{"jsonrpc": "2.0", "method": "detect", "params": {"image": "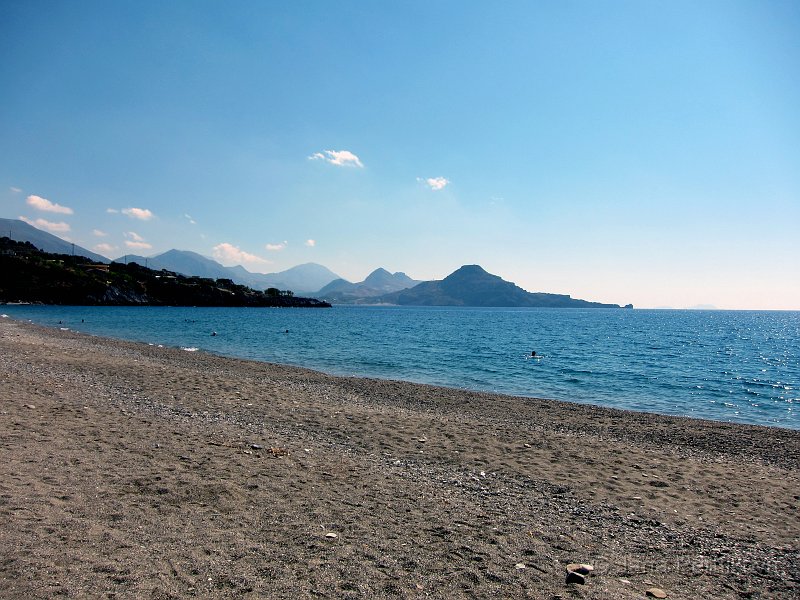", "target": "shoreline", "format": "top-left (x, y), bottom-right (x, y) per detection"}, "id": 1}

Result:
top-left (1, 318), bottom-right (798, 598)
top-left (3, 311), bottom-right (797, 432)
